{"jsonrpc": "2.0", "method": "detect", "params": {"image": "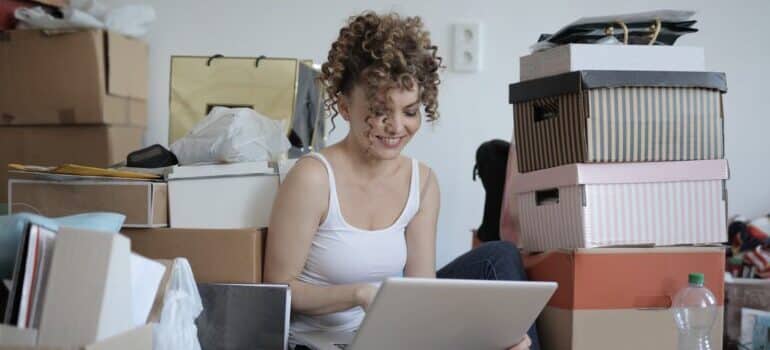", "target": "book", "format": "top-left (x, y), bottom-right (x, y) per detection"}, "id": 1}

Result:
top-left (3, 223), bottom-right (57, 328)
